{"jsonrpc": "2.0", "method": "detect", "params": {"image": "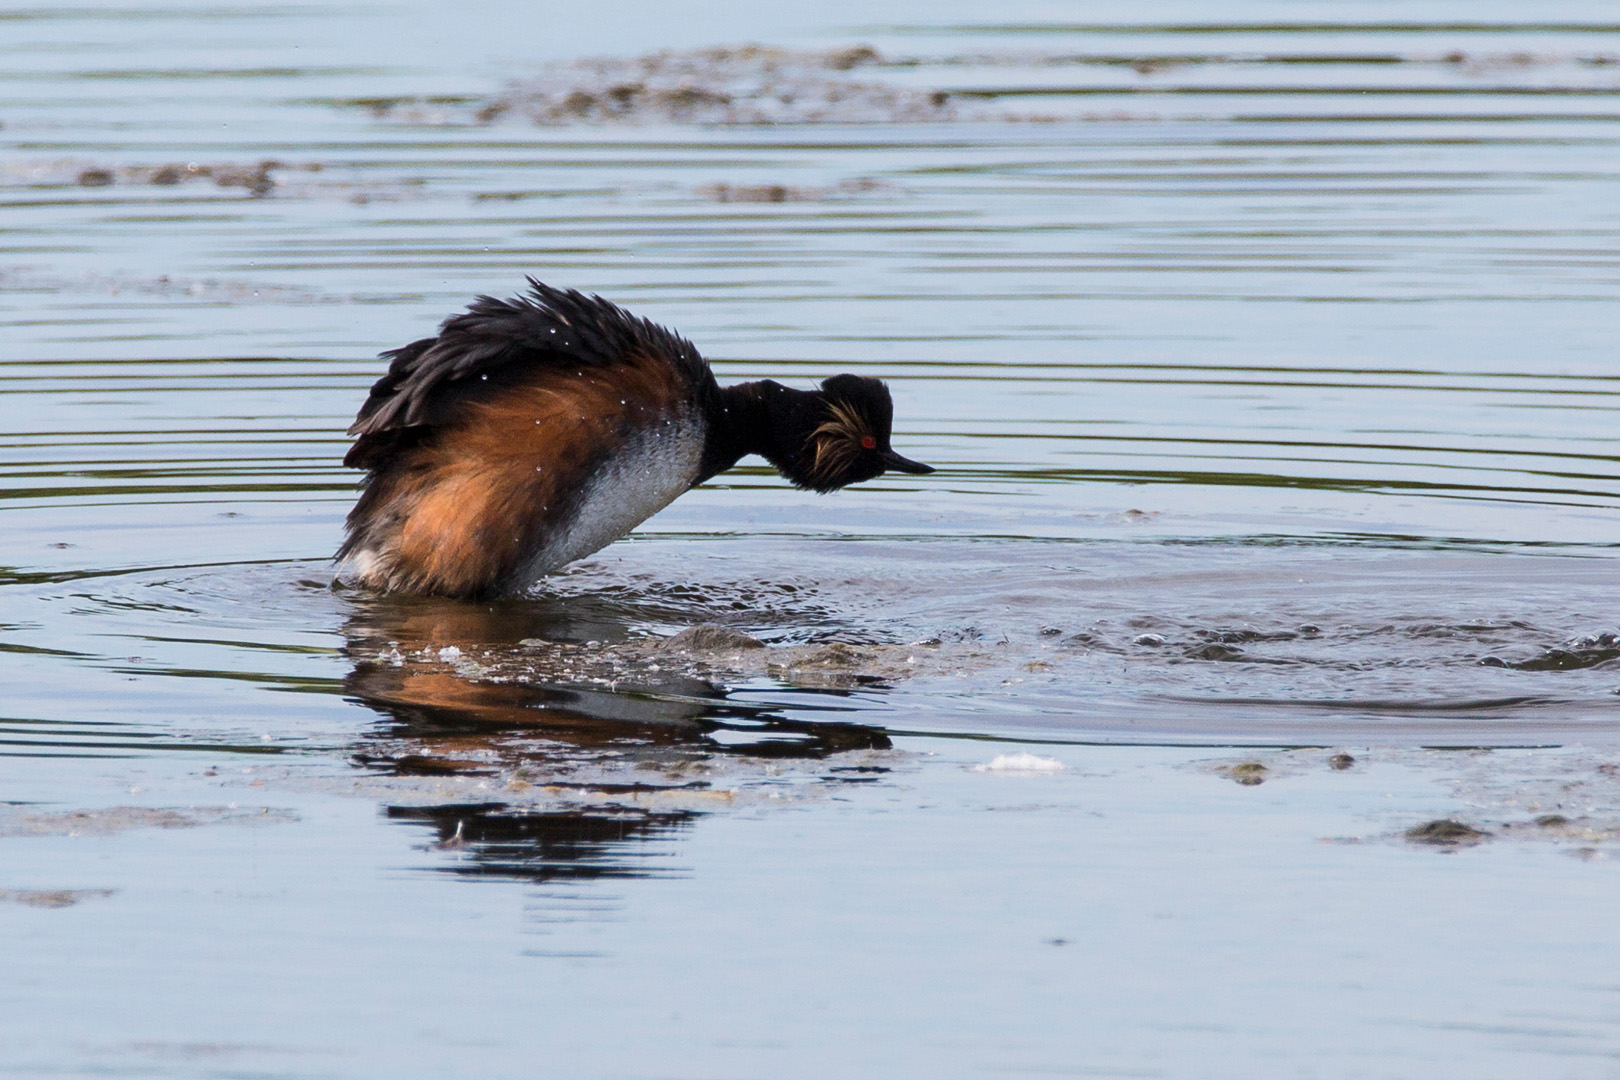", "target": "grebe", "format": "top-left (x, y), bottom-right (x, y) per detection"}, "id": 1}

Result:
top-left (338, 279), bottom-right (933, 598)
